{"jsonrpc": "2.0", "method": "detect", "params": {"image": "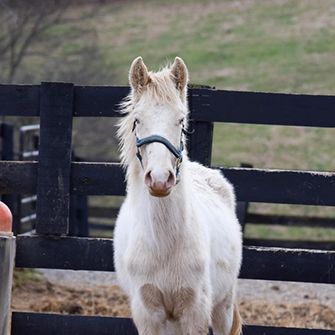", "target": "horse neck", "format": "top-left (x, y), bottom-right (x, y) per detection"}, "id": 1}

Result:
top-left (127, 162), bottom-right (189, 248)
